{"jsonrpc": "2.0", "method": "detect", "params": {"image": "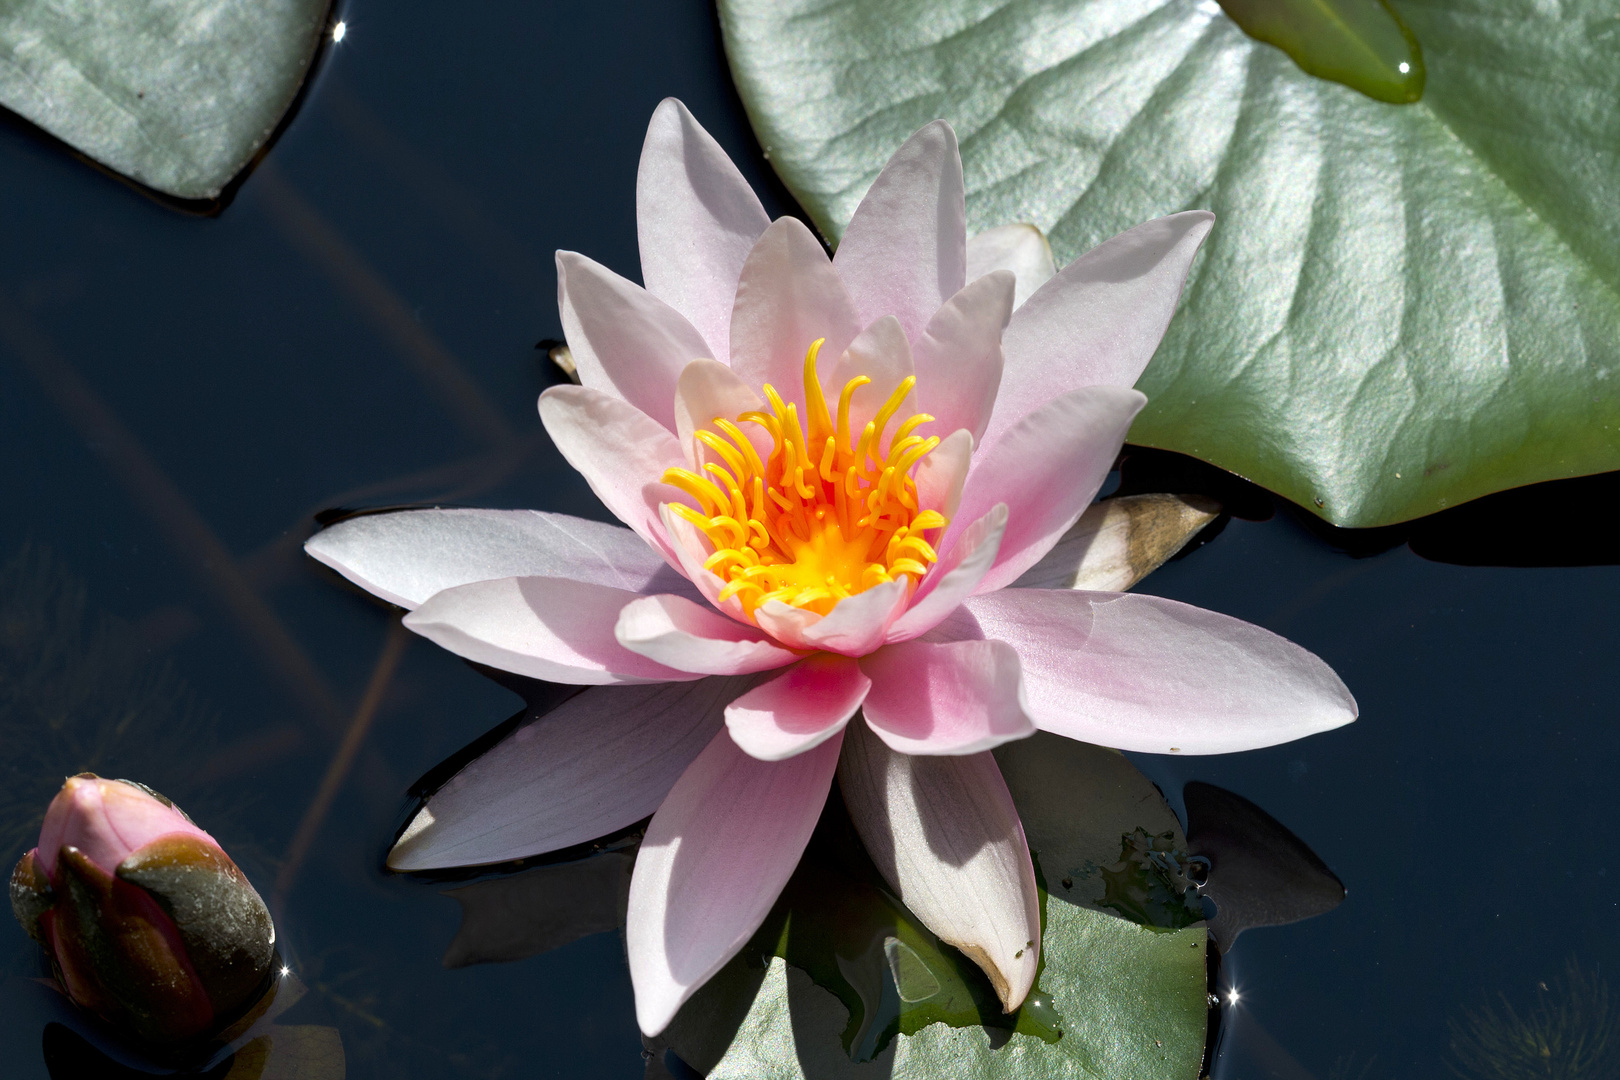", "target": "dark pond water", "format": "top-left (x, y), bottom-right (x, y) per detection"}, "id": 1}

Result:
top-left (2, 1), bottom-right (1616, 1077)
